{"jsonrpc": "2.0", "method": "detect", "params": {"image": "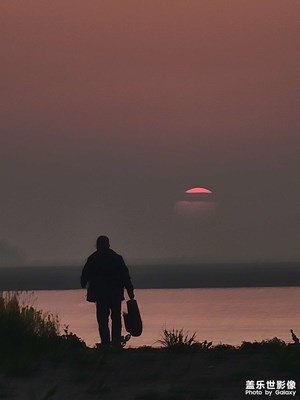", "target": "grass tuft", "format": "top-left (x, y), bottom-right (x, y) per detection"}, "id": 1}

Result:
top-left (0, 291), bottom-right (86, 376)
top-left (0, 291), bottom-right (59, 347)
top-left (157, 328), bottom-right (212, 351)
